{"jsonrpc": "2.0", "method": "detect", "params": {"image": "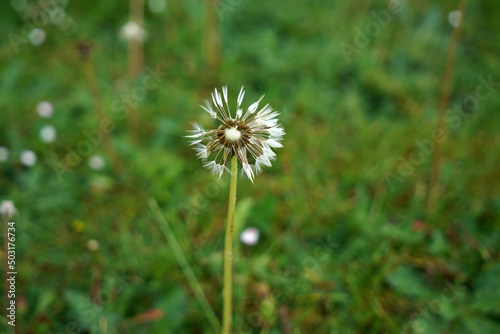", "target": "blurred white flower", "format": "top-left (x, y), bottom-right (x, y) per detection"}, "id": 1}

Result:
top-left (448, 10), bottom-right (462, 28)
top-left (120, 21), bottom-right (146, 42)
top-left (39, 125), bottom-right (57, 143)
top-left (20, 150), bottom-right (37, 167)
top-left (87, 239), bottom-right (100, 252)
top-left (0, 146), bottom-right (9, 162)
top-left (37, 101), bottom-right (54, 118)
top-left (0, 200), bottom-right (17, 217)
top-left (88, 155), bottom-right (105, 171)
top-left (29, 28), bottom-right (46, 46)
top-left (148, 0), bottom-right (166, 13)
top-left (240, 227), bottom-right (260, 246)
